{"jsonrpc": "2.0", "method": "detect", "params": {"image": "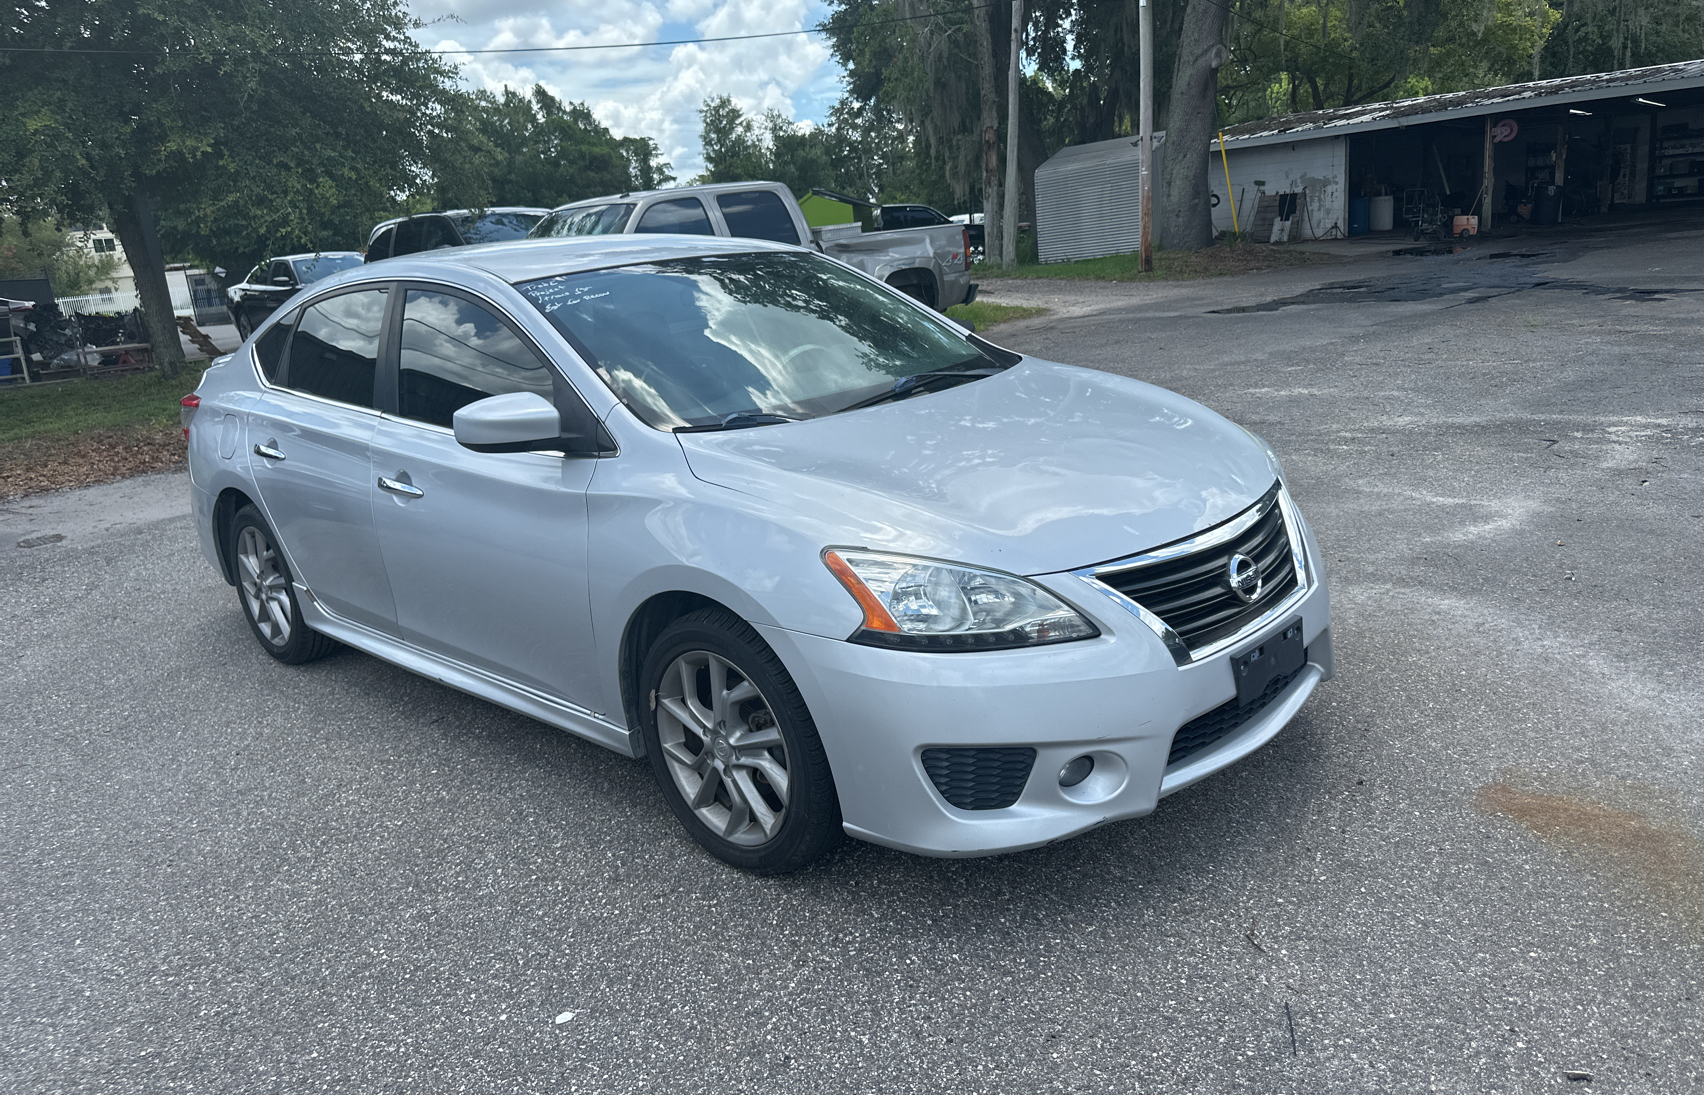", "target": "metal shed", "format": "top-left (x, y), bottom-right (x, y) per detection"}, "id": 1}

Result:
top-left (1212, 57), bottom-right (1704, 238)
top-left (1034, 134), bottom-right (1165, 263)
